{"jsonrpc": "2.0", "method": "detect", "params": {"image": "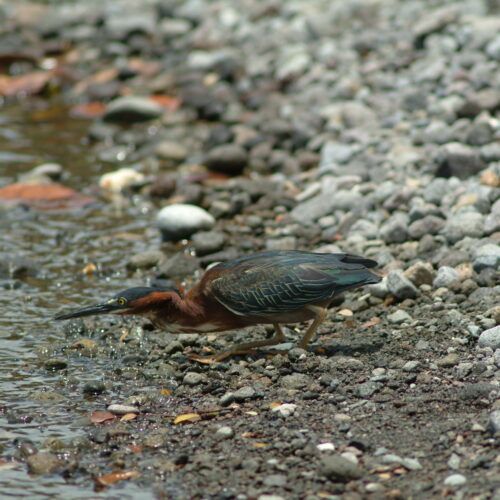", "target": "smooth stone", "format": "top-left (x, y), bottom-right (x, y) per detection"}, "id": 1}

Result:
top-left (156, 204), bottom-right (215, 241)
top-left (103, 96), bottom-right (164, 123)
top-left (27, 453), bottom-right (63, 474)
top-left (387, 310), bottom-right (412, 324)
top-left (183, 372), bottom-right (205, 386)
top-left (356, 381), bottom-right (380, 398)
top-left (435, 142), bottom-right (486, 179)
top-left (472, 244), bottom-right (500, 272)
top-left (127, 250), bottom-right (165, 270)
top-left (233, 386), bottom-right (258, 402)
top-left (107, 404), bottom-right (139, 415)
top-left (478, 326), bottom-right (500, 350)
top-left (271, 403), bottom-right (297, 418)
top-left (158, 253), bottom-right (199, 279)
top-left (444, 474), bottom-right (467, 487)
top-left (281, 373), bottom-right (312, 390)
top-left (155, 141), bottom-right (188, 161)
top-left (487, 410), bottom-right (500, 433)
top-left (215, 426), bottom-right (234, 440)
top-left (408, 215), bottom-right (445, 239)
top-left (442, 212), bottom-right (484, 244)
top-left (192, 231), bottom-right (225, 256)
top-left (319, 455), bottom-right (364, 482)
top-left (379, 213), bottom-right (409, 244)
top-left (204, 144), bottom-right (248, 175)
top-left (404, 261), bottom-right (435, 286)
